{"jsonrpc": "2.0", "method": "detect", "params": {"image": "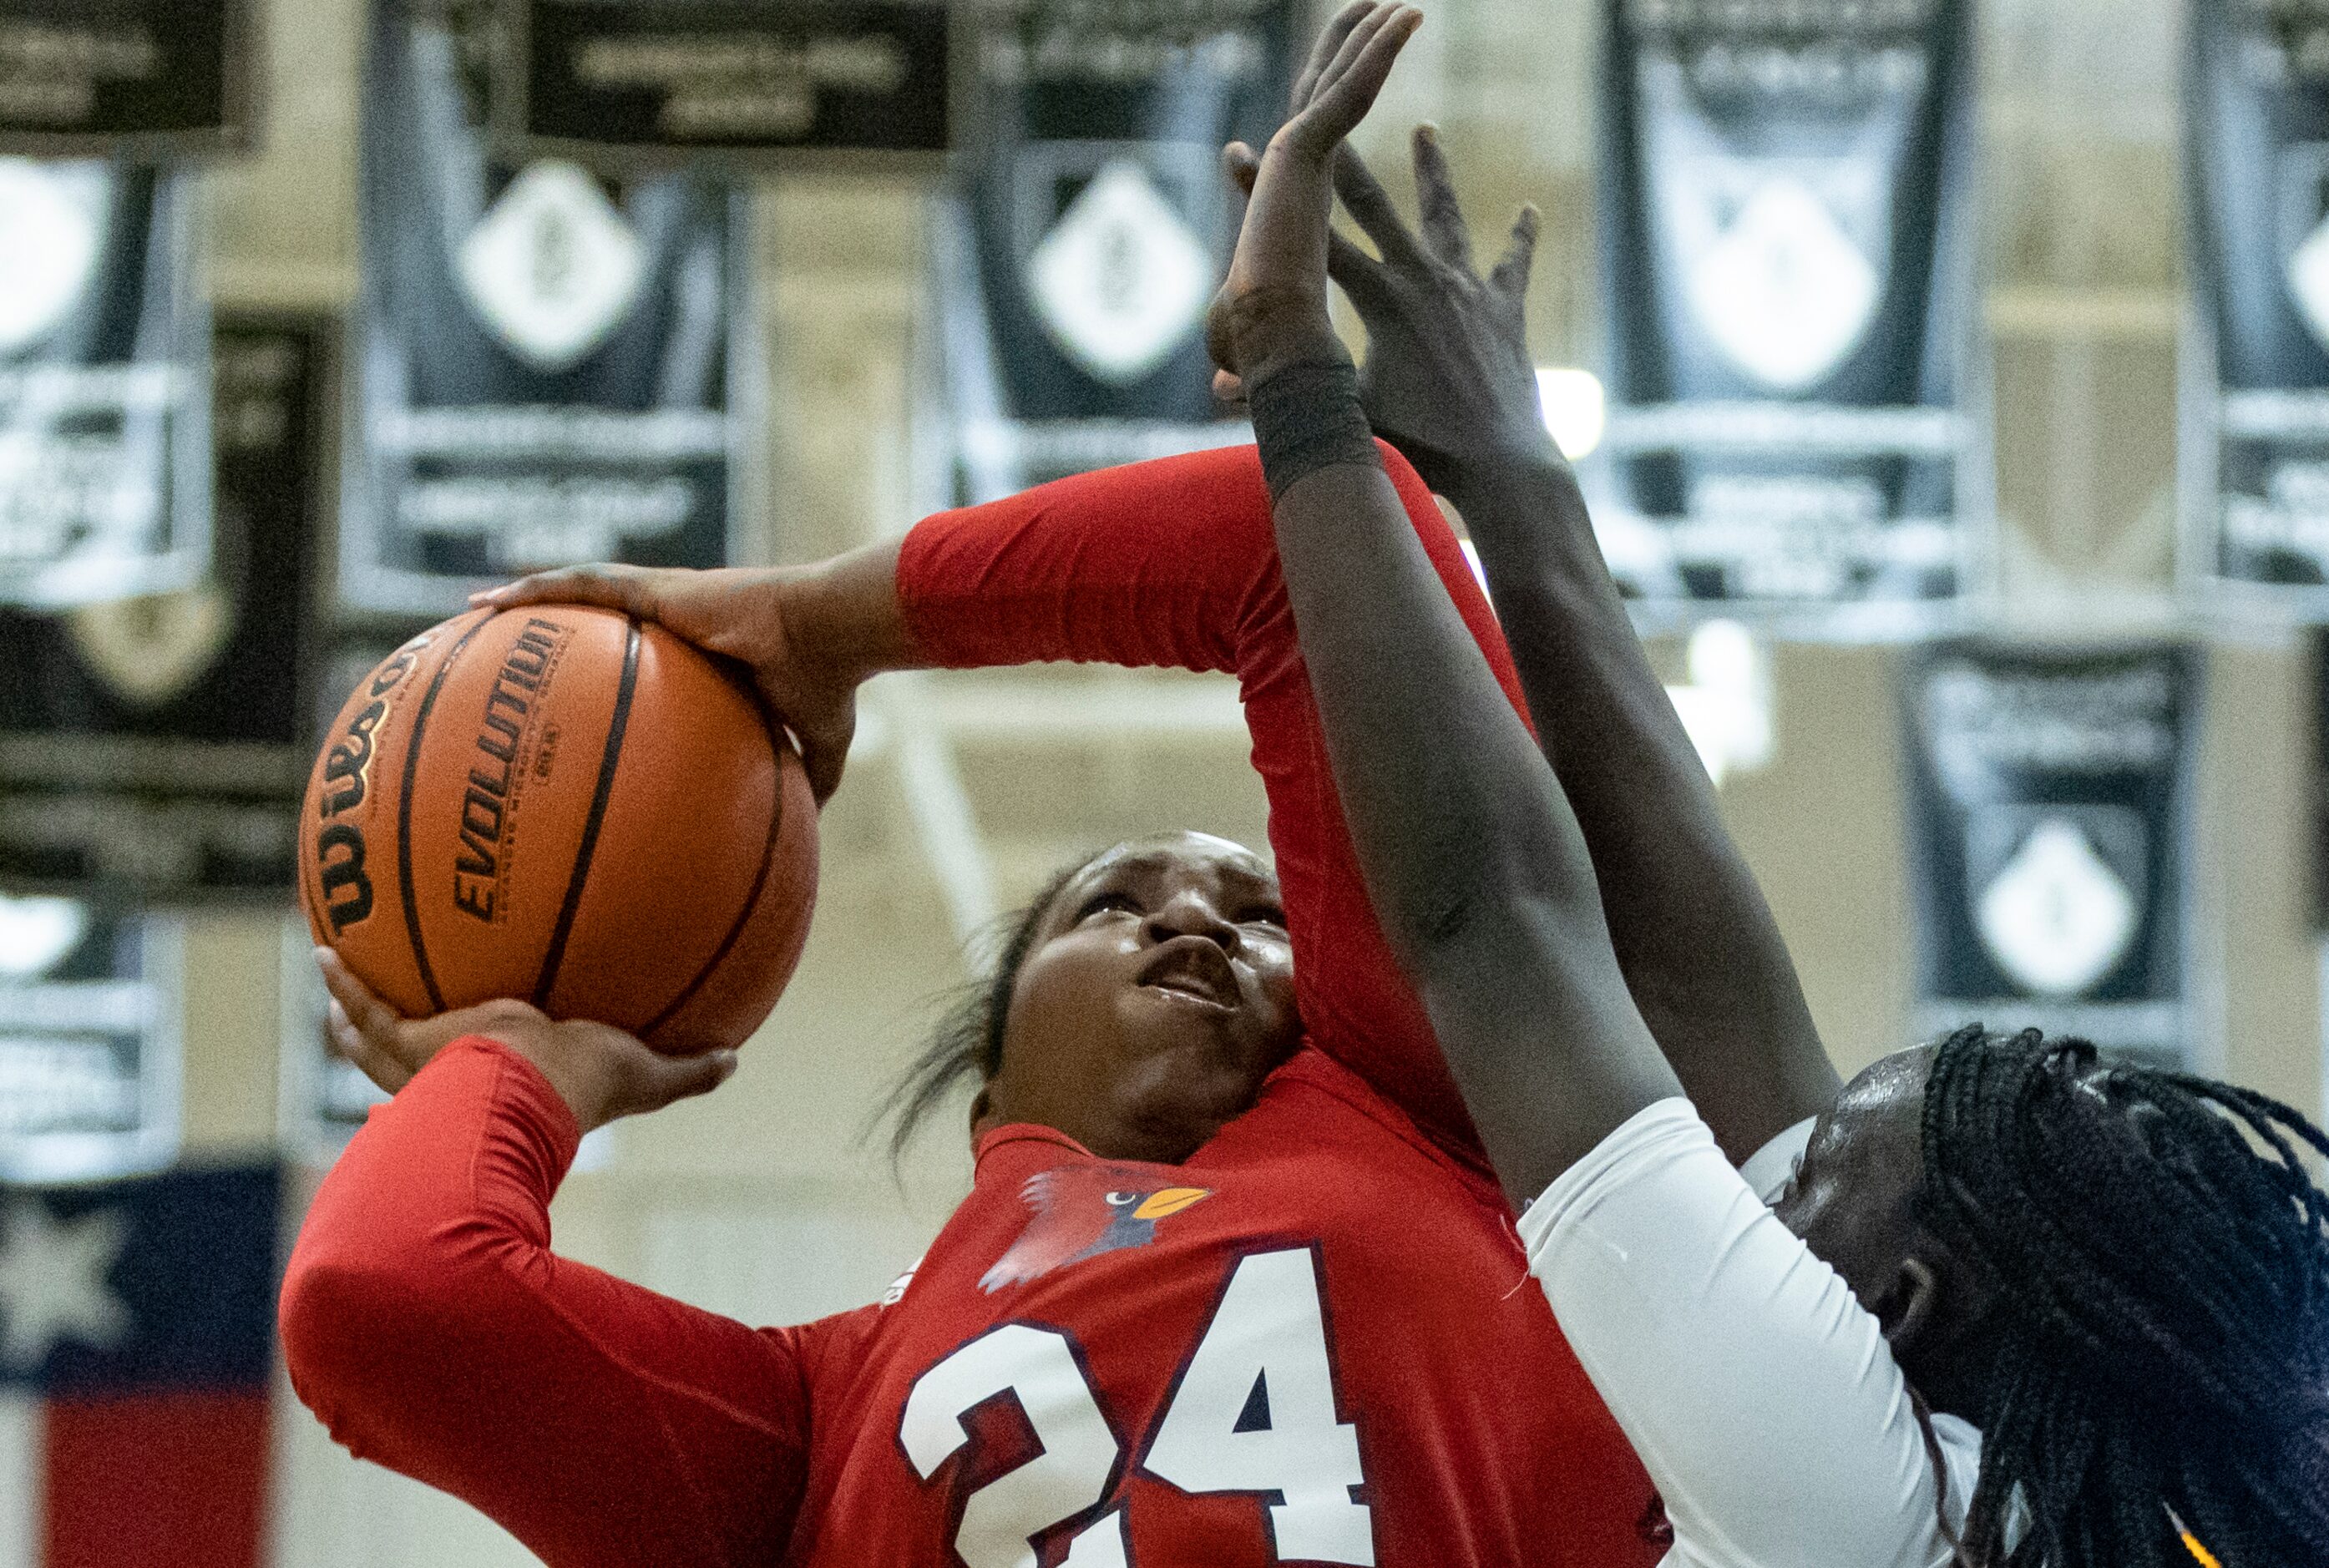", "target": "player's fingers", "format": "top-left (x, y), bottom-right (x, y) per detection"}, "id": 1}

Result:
top-left (628, 1047), bottom-right (740, 1115)
top-left (1332, 144), bottom-right (1427, 270)
top-left (1212, 367), bottom-right (1247, 407)
top-left (1412, 124), bottom-right (1476, 272)
top-left (791, 706), bottom-right (850, 806)
top-left (1291, 0), bottom-right (1372, 111)
top-left (470, 563), bottom-right (656, 617)
top-left (1307, 3), bottom-right (1402, 113)
top-left (1488, 202), bottom-right (1542, 299)
top-left (1223, 140), bottom-right (1260, 197)
top-left (1301, 6), bottom-right (1420, 152)
top-left (316, 948), bottom-right (405, 1044)
top-left (326, 995), bottom-right (413, 1094)
top-left (1327, 227), bottom-right (1399, 313)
